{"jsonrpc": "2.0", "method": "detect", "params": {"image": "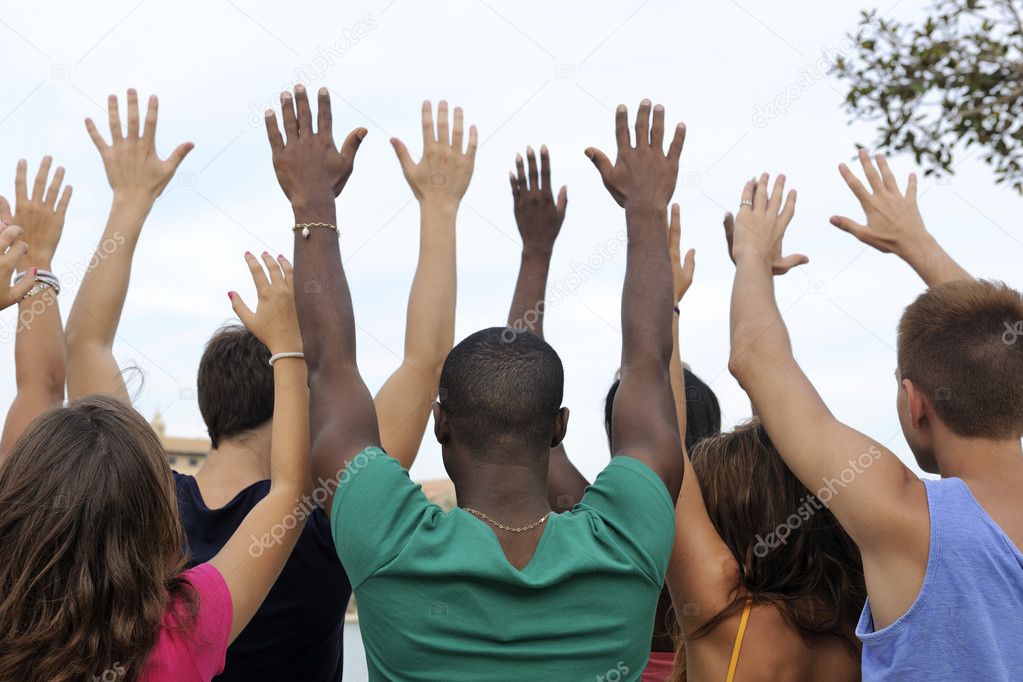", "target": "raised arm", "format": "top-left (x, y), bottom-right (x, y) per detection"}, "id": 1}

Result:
top-left (585, 100), bottom-right (685, 498)
top-left (0, 158), bottom-right (72, 455)
top-left (831, 149), bottom-right (971, 286)
top-left (664, 203), bottom-right (739, 633)
top-left (211, 253), bottom-right (309, 643)
top-left (727, 173), bottom-right (929, 627)
top-left (505, 145), bottom-right (587, 510)
top-left (264, 85), bottom-right (377, 515)
top-left (375, 101), bottom-right (475, 469)
top-left (65, 90), bottom-right (193, 401)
